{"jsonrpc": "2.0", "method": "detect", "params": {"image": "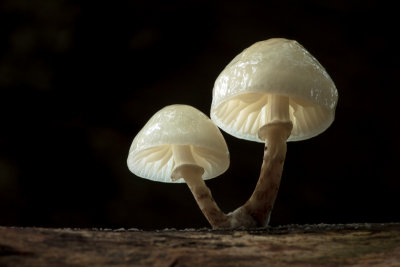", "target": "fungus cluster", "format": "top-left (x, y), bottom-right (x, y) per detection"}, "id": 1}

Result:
top-left (127, 38), bottom-right (338, 229)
